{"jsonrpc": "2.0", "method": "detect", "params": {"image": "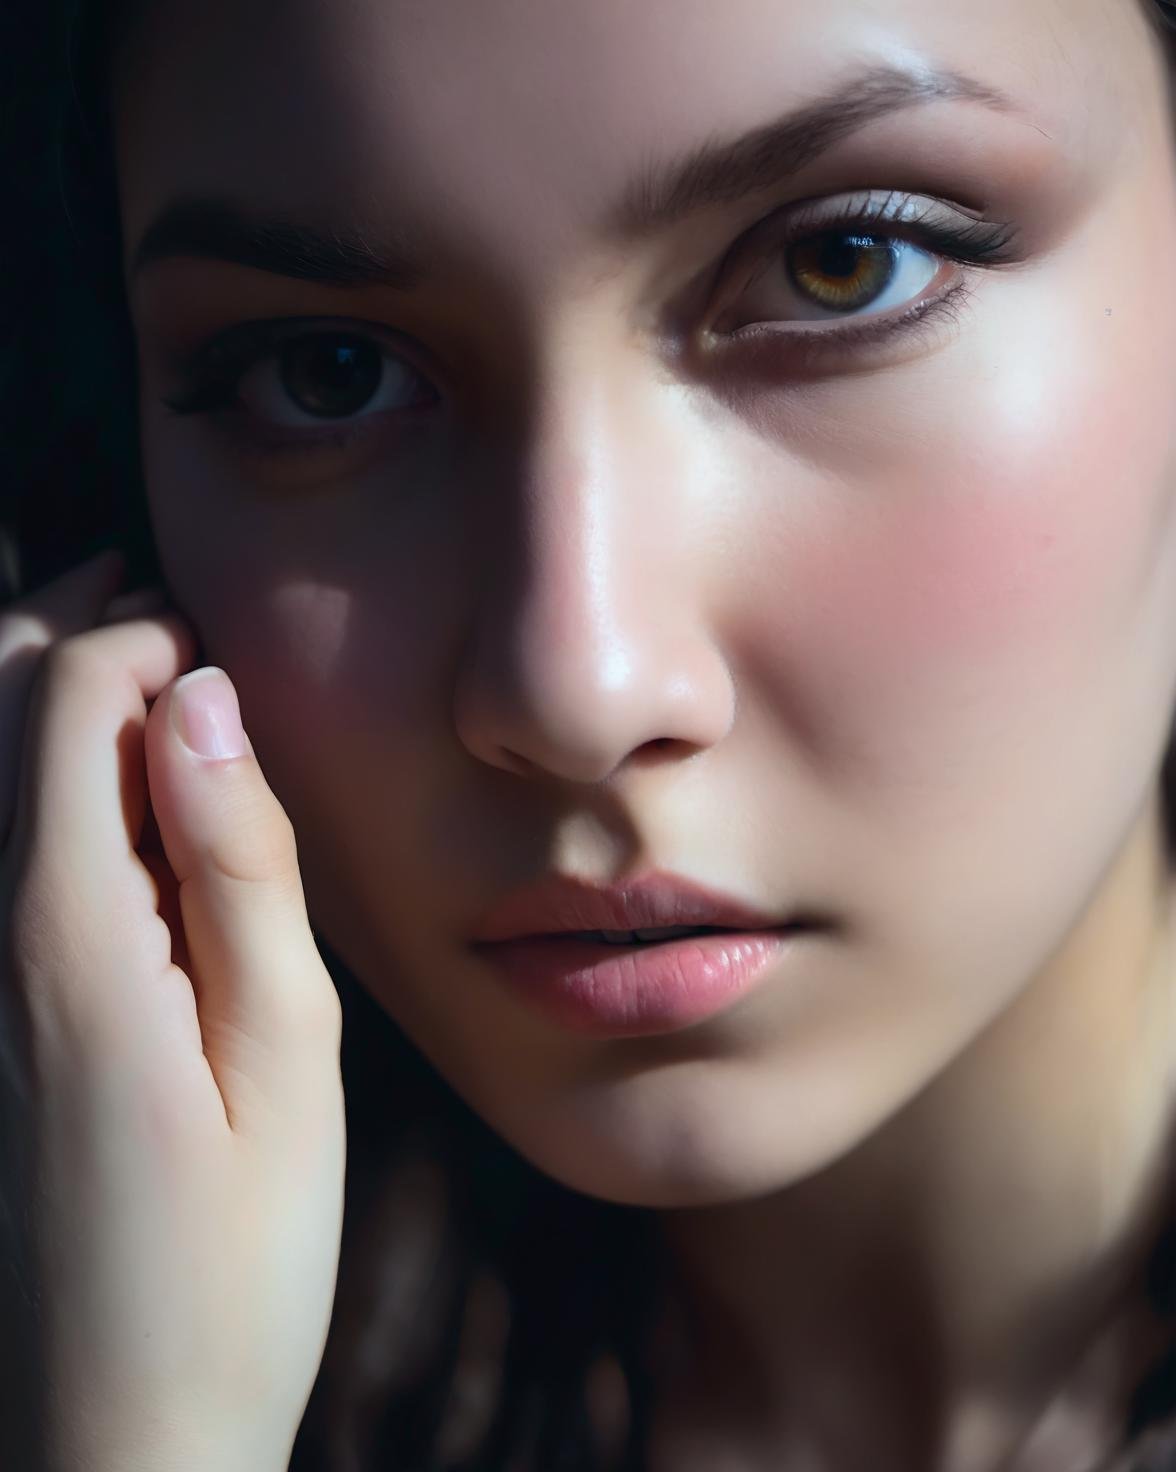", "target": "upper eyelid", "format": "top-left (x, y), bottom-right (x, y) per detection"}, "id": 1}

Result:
top-left (771, 187), bottom-right (977, 230)
top-left (726, 189), bottom-right (1017, 268)
top-left (183, 317), bottom-right (424, 377)
top-left (164, 318), bottom-right (435, 414)
top-left (697, 190), bottom-right (1018, 333)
